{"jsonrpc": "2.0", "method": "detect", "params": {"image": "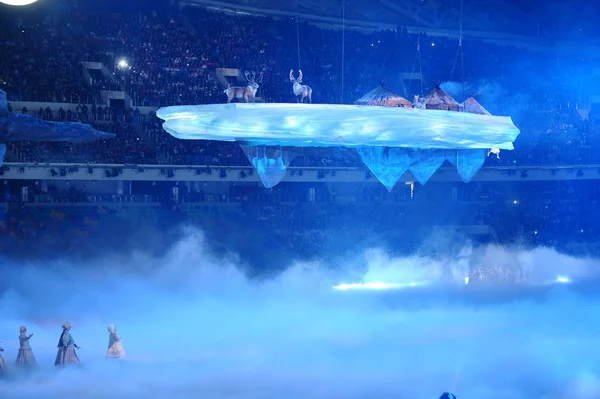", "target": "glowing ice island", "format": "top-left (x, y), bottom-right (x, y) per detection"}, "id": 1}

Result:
top-left (158, 103), bottom-right (518, 150)
top-left (157, 97), bottom-right (520, 189)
